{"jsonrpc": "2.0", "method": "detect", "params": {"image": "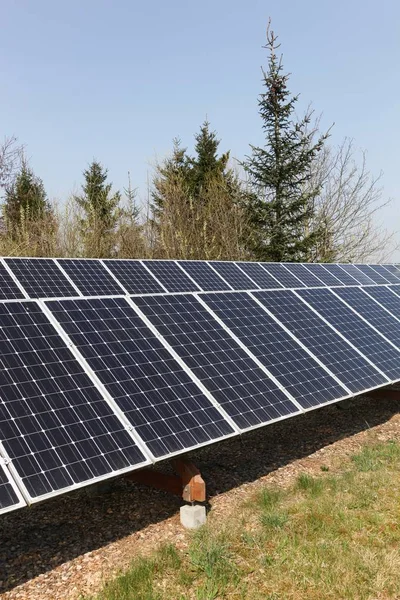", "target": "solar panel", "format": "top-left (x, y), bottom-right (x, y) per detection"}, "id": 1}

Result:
top-left (0, 301), bottom-right (147, 502)
top-left (283, 263), bottom-right (327, 287)
top-left (209, 261), bottom-right (260, 289)
top-left (320, 264), bottom-right (360, 286)
top-left (369, 265), bottom-right (400, 283)
top-left (361, 286), bottom-right (400, 321)
top-left (302, 263), bottom-right (344, 286)
top-left (0, 461), bottom-right (26, 514)
top-left (47, 297), bottom-right (234, 457)
top-left (296, 288), bottom-right (400, 381)
top-left (236, 262), bottom-right (282, 289)
top-left (353, 264), bottom-right (388, 284)
top-left (5, 258), bottom-right (78, 298)
top-left (260, 263), bottom-right (305, 288)
top-left (177, 261), bottom-right (232, 291)
top-left (104, 260), bottom-right (165, 294)
top-left (200, 292), bottom-right (348, 409)
top-left (380, 265), bottom-right (400, 281)
top-left (133, 294), bottom-right (300, 431)
top-left (58, 259), bottom-right (126, 296)
top-left (253, 290), bottom-right (386, 393)
top-left (333, 287), bottom-right (400, 349)
top-left (143, 261), bottom-right (200, 292)
top-left (0, 263), bottom-right (26, 300)
top-left (337, 264), bottom-right (375, 285)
